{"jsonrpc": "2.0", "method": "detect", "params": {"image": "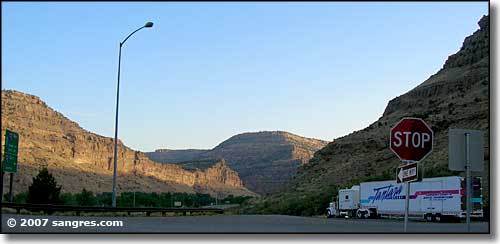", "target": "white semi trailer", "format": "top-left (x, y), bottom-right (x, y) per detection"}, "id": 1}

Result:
top-left (326, 176), bottom-right (483, 221)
